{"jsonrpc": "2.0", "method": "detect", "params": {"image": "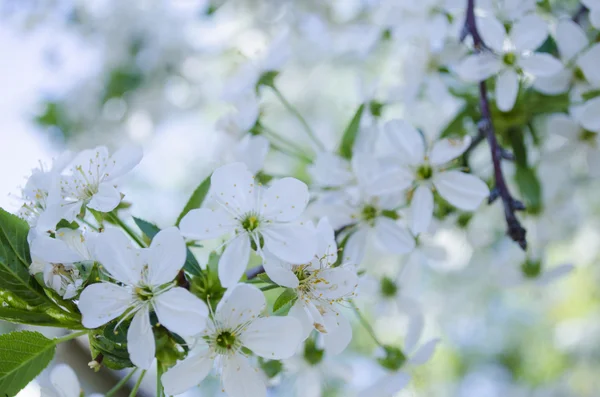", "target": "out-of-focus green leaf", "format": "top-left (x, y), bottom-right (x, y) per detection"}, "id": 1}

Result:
top-left (338, 104), bottom-right (365, 159)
